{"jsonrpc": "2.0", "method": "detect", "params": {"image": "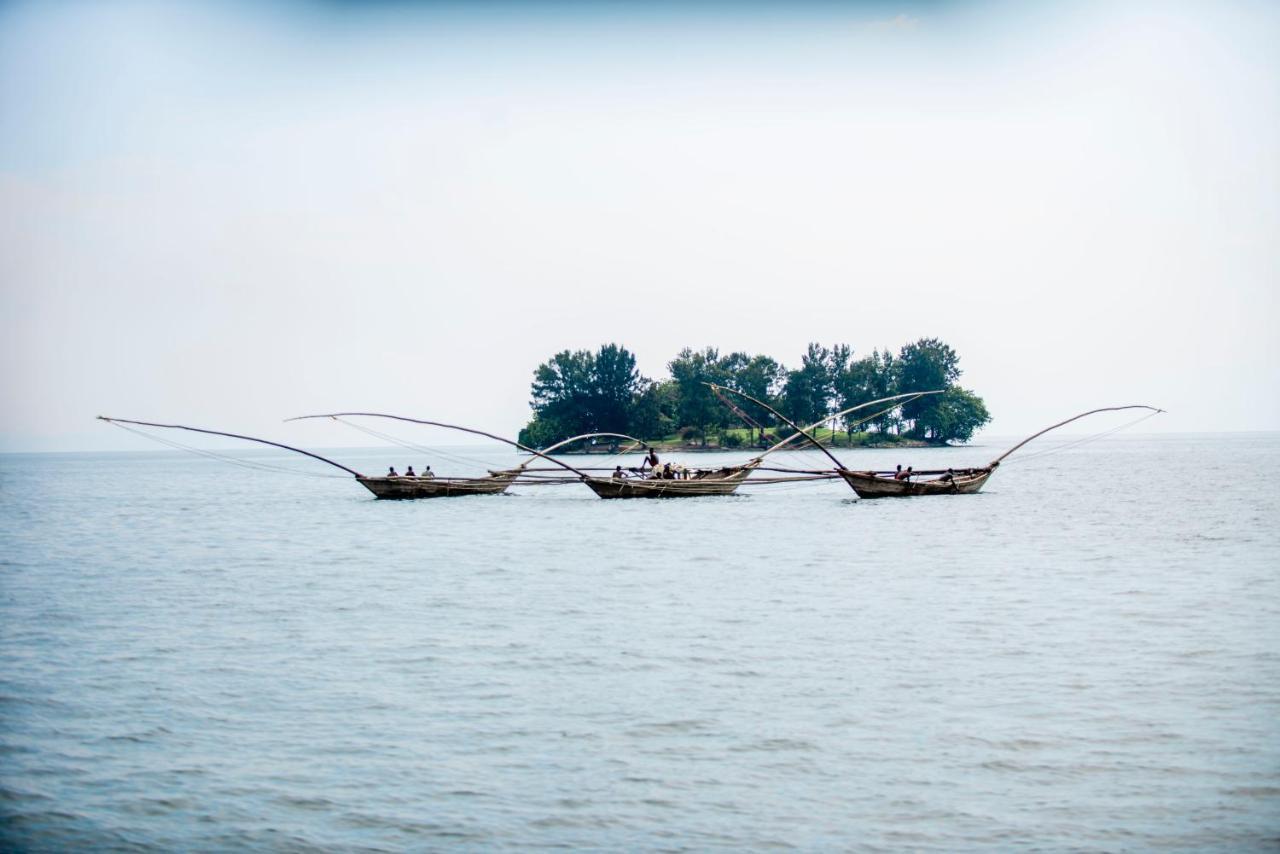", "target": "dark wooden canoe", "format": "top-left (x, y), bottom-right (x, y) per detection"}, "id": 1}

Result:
top-left (357, 471), bottom-right (518, 499)
top-left (837, 467), bottom-right (993, 499)
top-left (583, 467), bottom-right (753, 499)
